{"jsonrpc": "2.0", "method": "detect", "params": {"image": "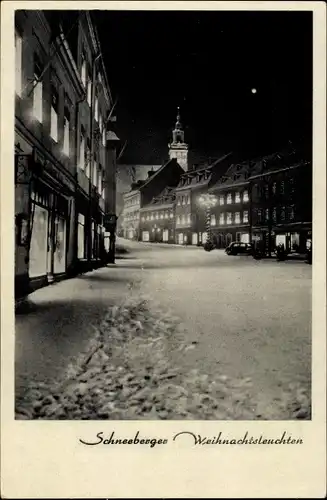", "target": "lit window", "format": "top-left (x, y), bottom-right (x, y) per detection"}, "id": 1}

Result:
top-left (182, 196), bottom-right (185, 205)
top-left (289, 206), bottom-right (295, 220)
top-left (265, 209), bottom-right (269, 221)
top-left (164, 211), bottom-right (169, 219)
top-left (15, 30), bottom-right (22, 96)
top-left (85, 144), bottom-right (91, 178)
top-left (87, 76), bottom-right (92, 105)
top-left (169, 212), bottom-right (174, 219)
top-left (81, 55), bottom-right (87, 87)
top-left (146, 215), bottom-right (149, 221)
top-left (33, 55), bottom-right (43, 122)
top-left (219, 213), bottom-right (225, 225)
top-left (93, 157), bottom-right (98, 187)
top-left (243, 190), bottom-right (249, 202)
top-left (177, 197), bottom-right (181, 206)
top-left (272, 207), bottom-right (277, 222)
top-left (177, 215), bottom-right (181, 224)
top-left (99, 114), bottom-right (103, 133)
top-left (210, 214), bottom-right (216, 226)
top-left (235, 192), bottom-right (241, 203)
top-left (219, 195), bottom-right (224, 205)
top-left (160, 212), bottom-right (164, 219)
top-left (227, 193), bottom-right (232, 204)
top-left (155, 212), bottom-right (159, 220)
top-left (280, 207), bottom-right (286, 221)
top-left (187, 213), bottom-right (191, 224)
top-left (102, 127), bottom-right (106, 146)
top-left (226, 212), bottom-right (232, 224)
top-left (77, 213), bottom-right (86, 259)
top-left (50, 87), bottom-right (58, 142)
top-left (141, 216), bottom-right (145, 222)
top-left (150, 214), bottom-right (154, 221)
top-left (235, 212), bottom-right (241, 224)
top-left (98, 167), bottom-right (103, 194)
top-left (63, 108), bottom-right (70, 156)
top-left (95, 95), bottom-right (99, 121)
top-left (181, 214), bottom-right (185, 224)
top-left (79, 128), bottom-right (85, 170)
